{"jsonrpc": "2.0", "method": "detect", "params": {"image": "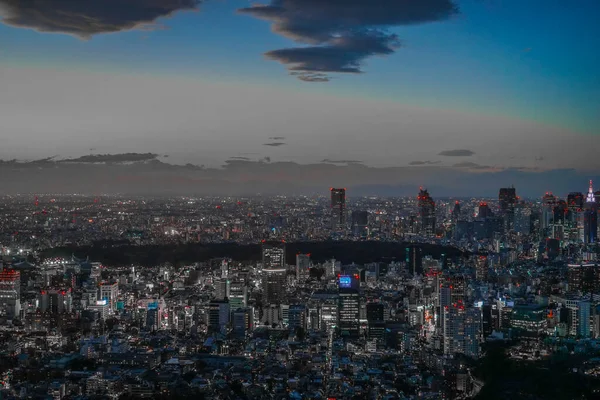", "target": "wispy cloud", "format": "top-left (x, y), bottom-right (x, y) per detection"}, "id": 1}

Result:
top-left (438, 149), bottom-right (475, 157)
top-left (321, 159), bottom-right (363, 164)
top-left (409, 160), bottom-right (441, 166)
top-left (0, 0), bottom-right (202, 38)
top-left (239, 0), bottom-right (458, 81)
top-left (263, 142), bottom-right (287, 147)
